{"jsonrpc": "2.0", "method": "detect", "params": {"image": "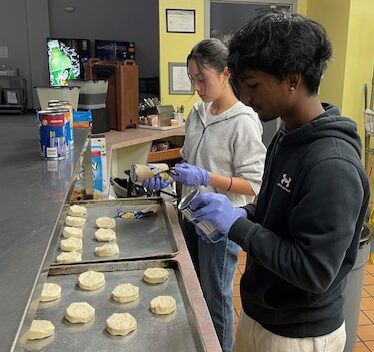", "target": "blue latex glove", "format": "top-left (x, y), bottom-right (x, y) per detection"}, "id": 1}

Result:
top-left (190, 192), bottom-right (247, 236)
top-left (143, 176), bottom-right (171, 191)
top-left (172, 163), bottom-right (209, 186)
